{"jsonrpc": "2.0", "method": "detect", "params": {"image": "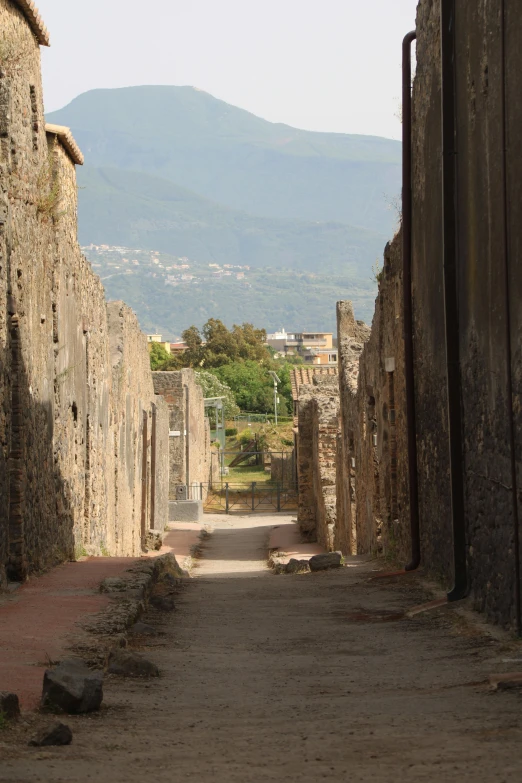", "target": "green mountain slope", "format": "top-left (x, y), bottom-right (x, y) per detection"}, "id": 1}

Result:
top-left (76, 166), bottom-right (388, 274)
top-left (84, 246), bottom-right (377, 337)
top-left (47, 86), bottom-right (401, 233)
